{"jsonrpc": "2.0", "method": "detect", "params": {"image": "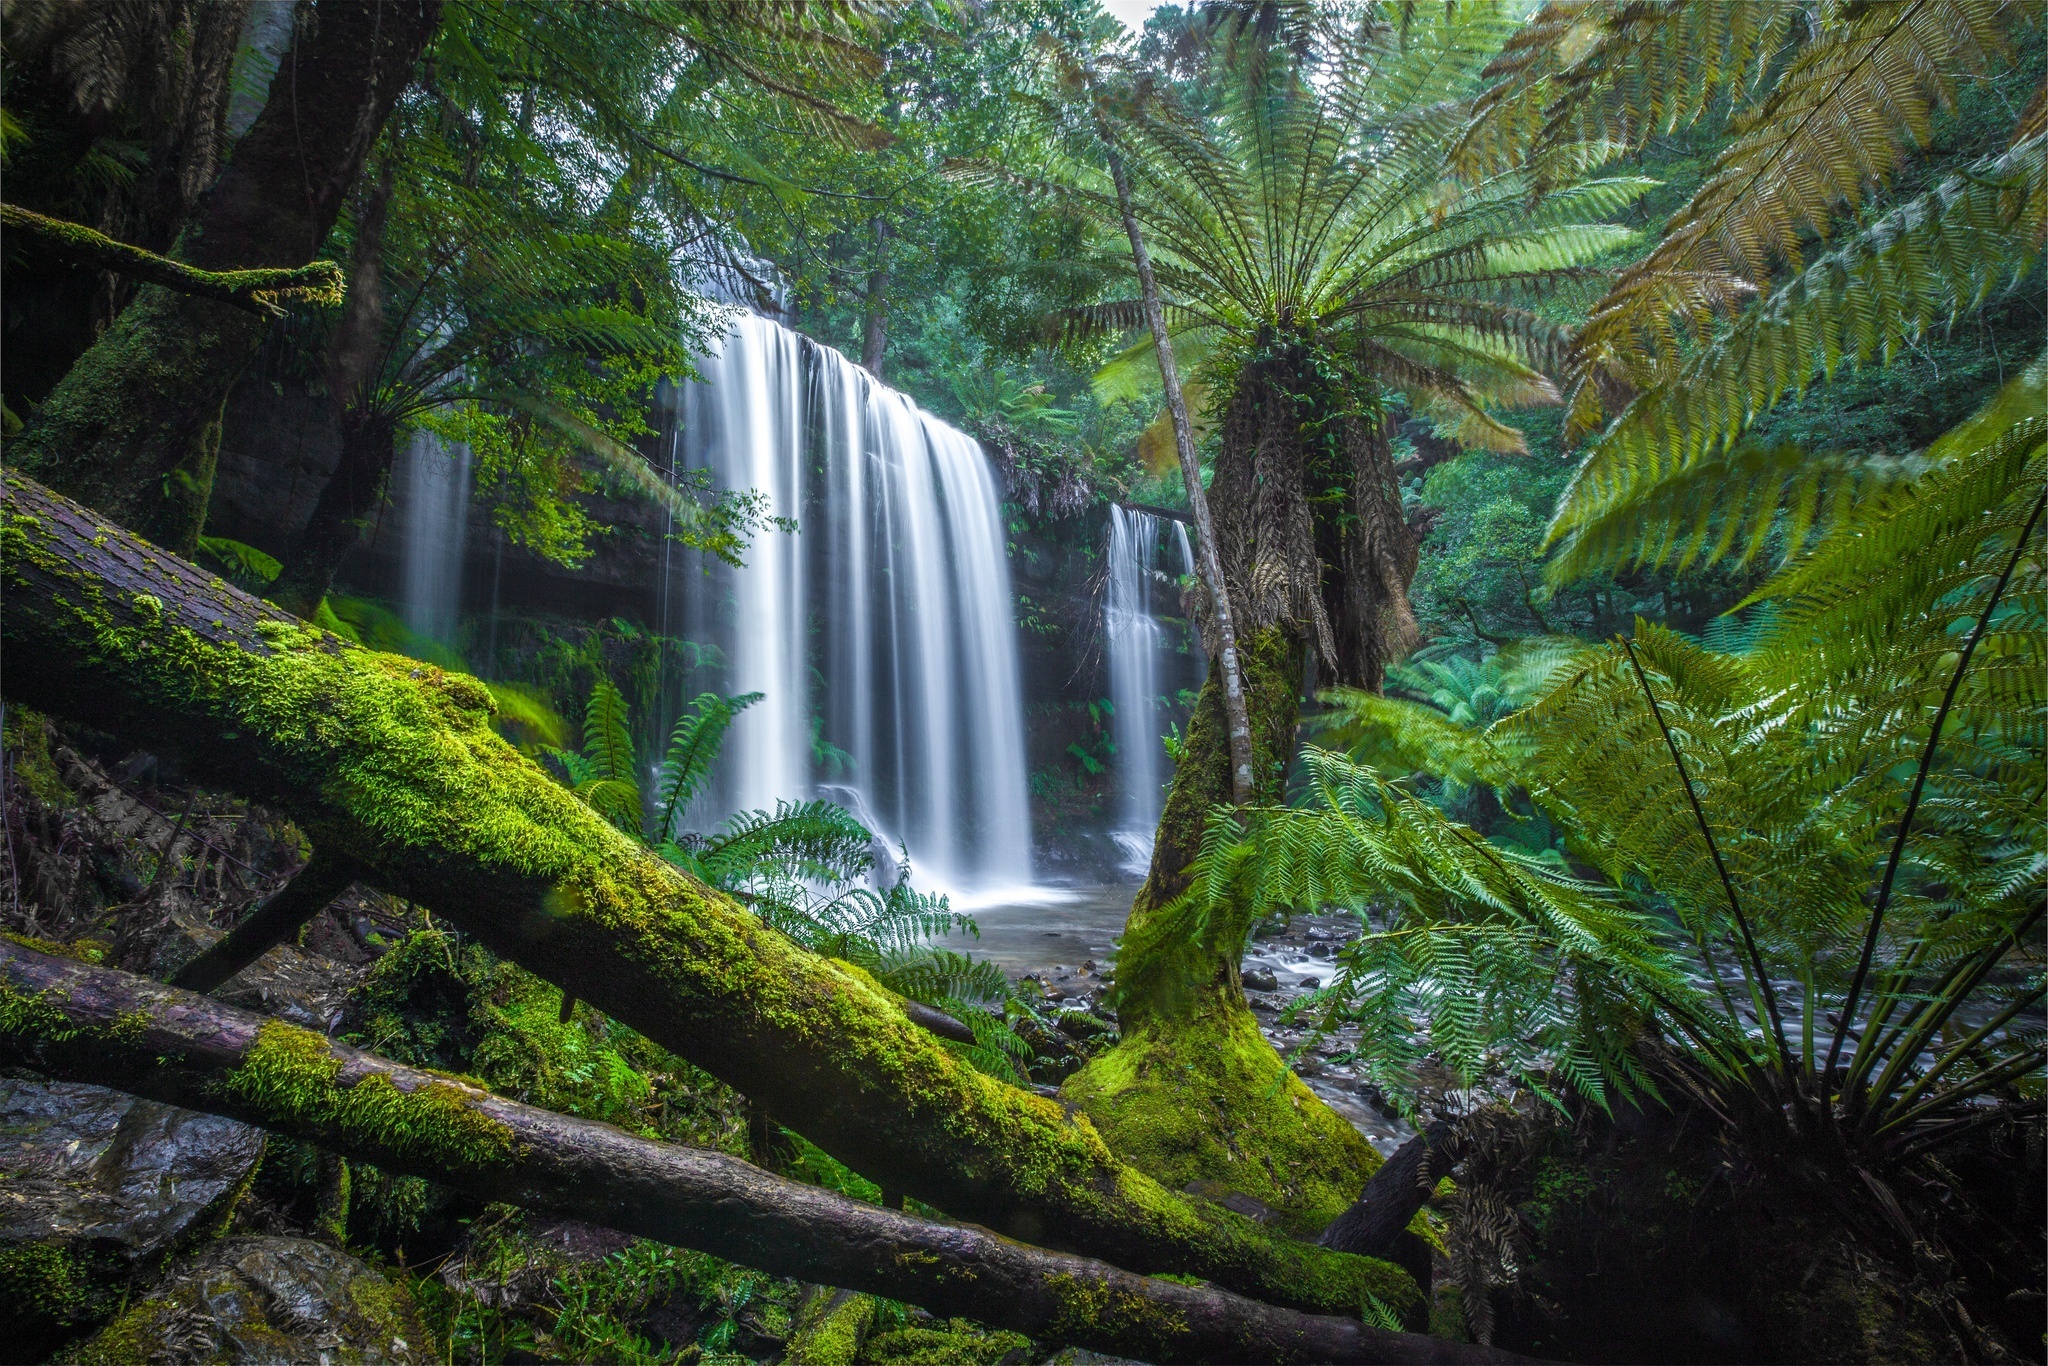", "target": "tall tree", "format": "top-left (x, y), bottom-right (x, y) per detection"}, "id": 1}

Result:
top-left (7, 0), bottom-right (442, 555)
top-left (974, 0), bottom-right (1647, 1227)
